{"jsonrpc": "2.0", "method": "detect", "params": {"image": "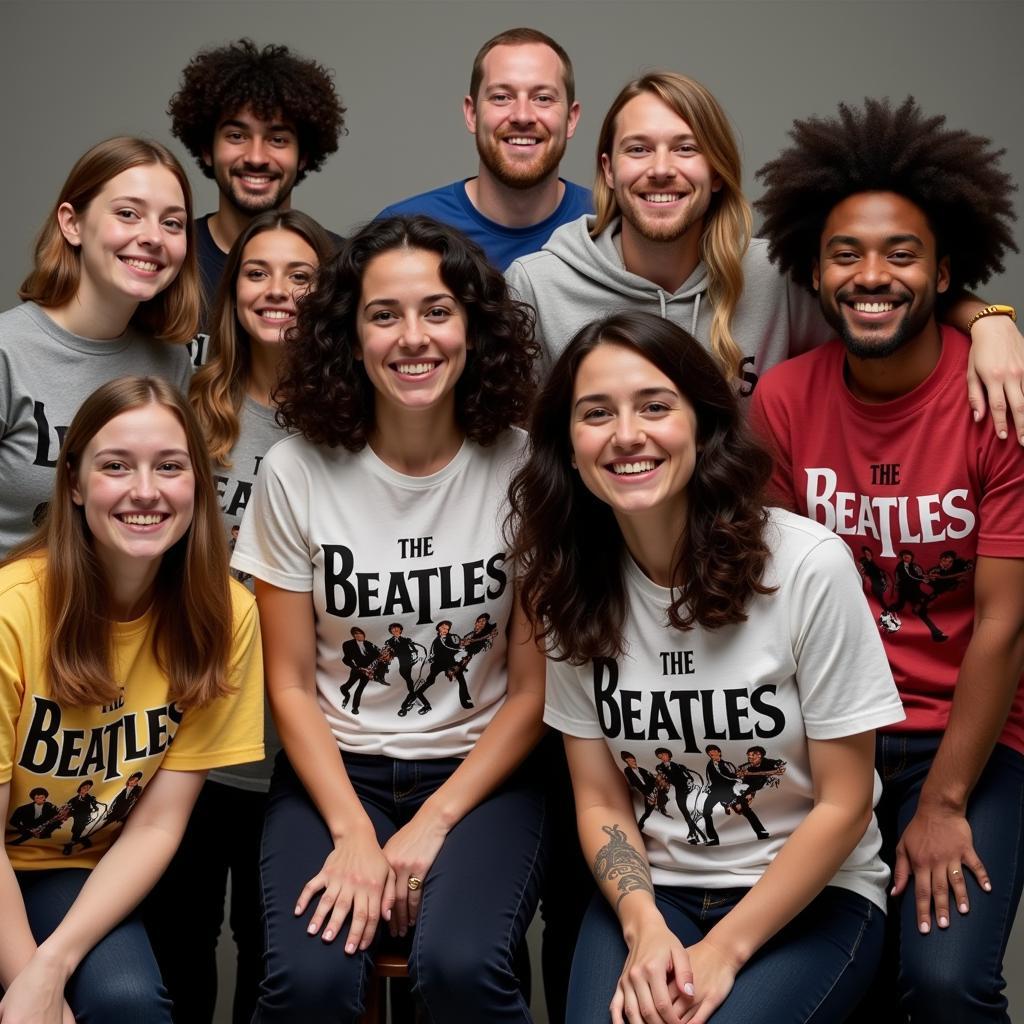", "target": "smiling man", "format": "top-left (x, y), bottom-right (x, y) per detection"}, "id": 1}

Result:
top-left (168, 38), bottom-right (345, 353)
top-left (378, 28), bottom-right (589, 269)
top-left (750, 98), bottom-right (1024, 1022)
